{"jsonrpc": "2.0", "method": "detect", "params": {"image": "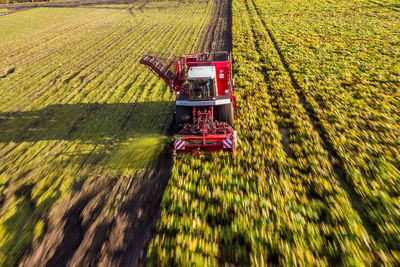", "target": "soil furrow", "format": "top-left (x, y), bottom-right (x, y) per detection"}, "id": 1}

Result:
top-left (198, 0), bottom-right (232, 52)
